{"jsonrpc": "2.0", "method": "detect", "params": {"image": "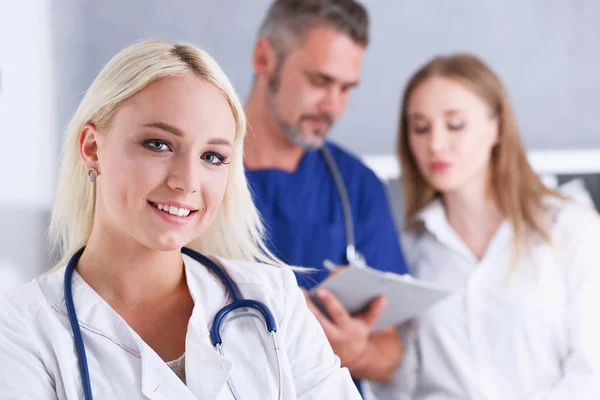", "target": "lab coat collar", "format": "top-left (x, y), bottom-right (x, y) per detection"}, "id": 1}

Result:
top-left (121, 254), bottom-right (234, 399)
top-left (43, 266), bottom-right (142, 359)
top-left (181, 253), bottom-right (233, 399)
top-left (183, 323), bottom-right (232, 399)
top-left (44, 254), bottom-right (234, 399)
top-left (137, 254), bottom-right (233, 399)
top-left (137, 323), bottom-right (232, 399)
